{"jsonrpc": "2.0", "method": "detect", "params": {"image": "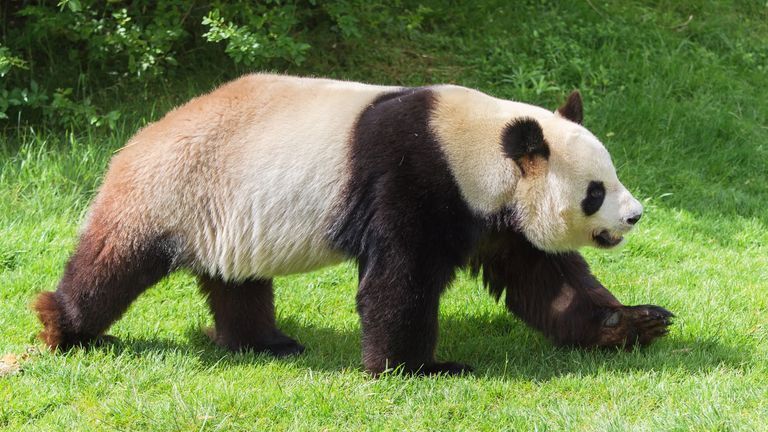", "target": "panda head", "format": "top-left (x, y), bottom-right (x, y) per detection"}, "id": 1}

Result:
top-left (503, 91), bottom-right (644, 252)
